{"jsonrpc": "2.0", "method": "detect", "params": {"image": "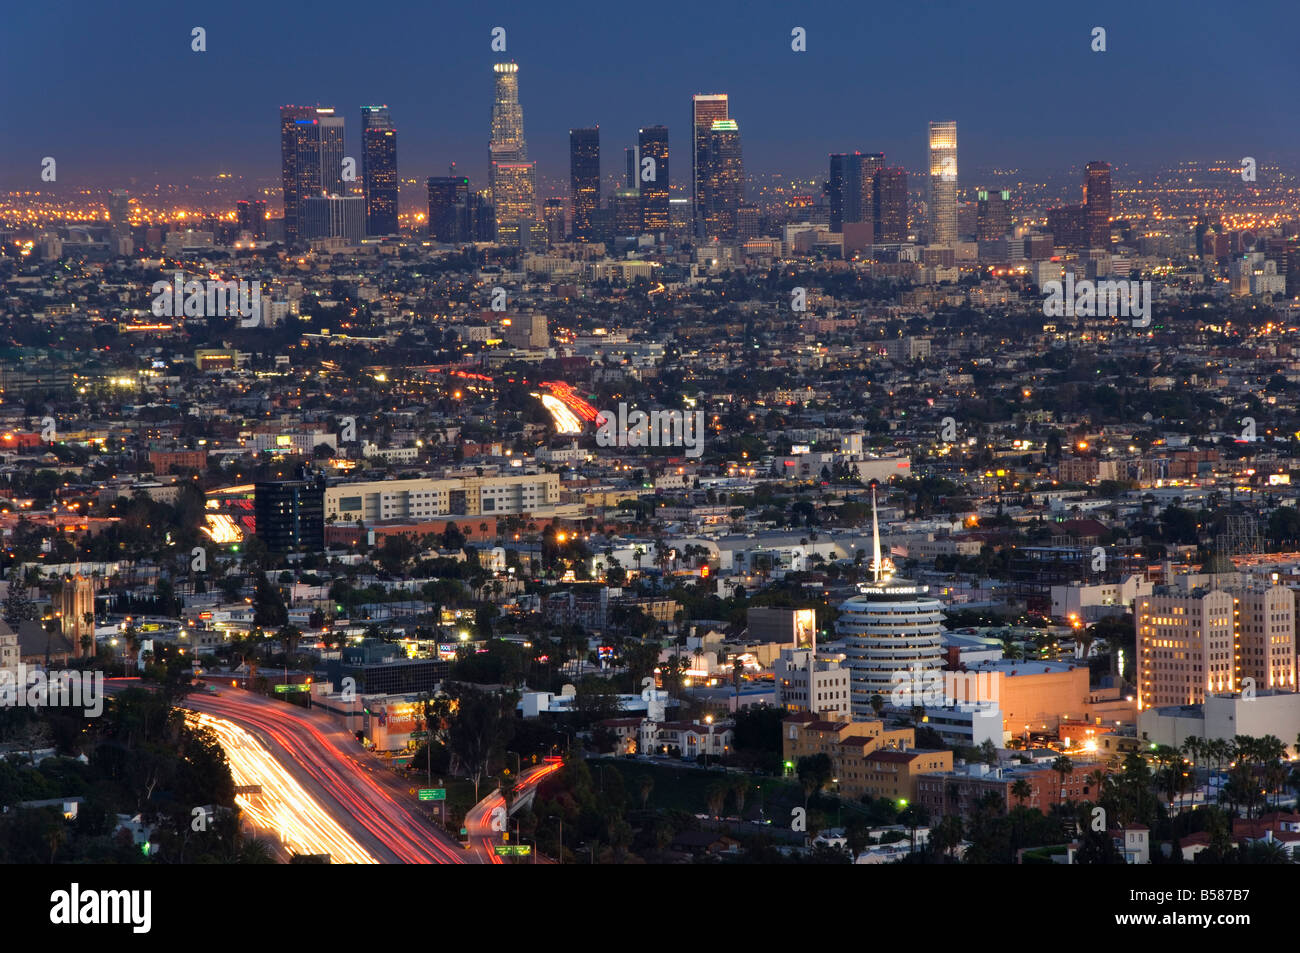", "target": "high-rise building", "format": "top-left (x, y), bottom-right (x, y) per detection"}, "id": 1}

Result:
top-left (279, 105), bottom-right (315, 243)
top-left (543, 198), bottom-right (566, 246)
top-left (702, 119), bottom-right (743, 240)
top-left (624, 147), bottom-right (638, 189)
top-left (108, 190), bottom-right (130, 237)
top-left (828, 153), bottom-right (884, 233)
top-left (472, 190), bottom-right (495, 243)
top-left (638, 125), bottom-right (669, 233)
top-left (255, 474), bottom-right (325, 553)
top-left (361, 106), bottom-right (398, 236)
top-left (301, 108), bottom-right (346, 198)
top-left (569, 127), bottom-right (600, 241)
top-left (1047, 204), bottom-right (1088, 250)
top-left (489, 63), bottom-right (526, 161)
top-left (691, 94), bottom-right (729, 237)
top-left (492, 162), bottom-right (540, 247)
top-left (874, 167), bottom-right (908, 242)
top-left (928, 120), bottom-right (958, 245)
top-left (235, 199), bottom-right (267, 239)
top-left (828, 154), bottom-right (852, 233)
top-left (300, 194), bottom-right (366, 243)
top-left (488, 63), bottom-right (538, 246)
top-left (612, 188), bottom-right (643, 237)
top-left (427, 174), bottom-right (471, 243)
top-left (1135, 581), bottom-right (1295, 709)
top-left (1084, 160), bottom-right (1112, 248)
top-left (976, 188), bottom-right (1011, 241)
top-left (285, 107), bottom-right (346, 245)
